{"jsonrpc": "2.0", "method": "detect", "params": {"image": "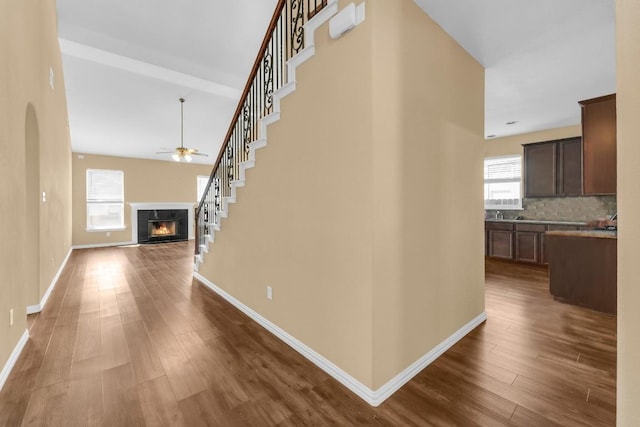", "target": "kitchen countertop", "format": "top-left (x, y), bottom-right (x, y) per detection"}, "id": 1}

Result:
top-left (485, 219), bottom-right (587, 226)
top-left (545, 230), bottom-right (617, 239)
